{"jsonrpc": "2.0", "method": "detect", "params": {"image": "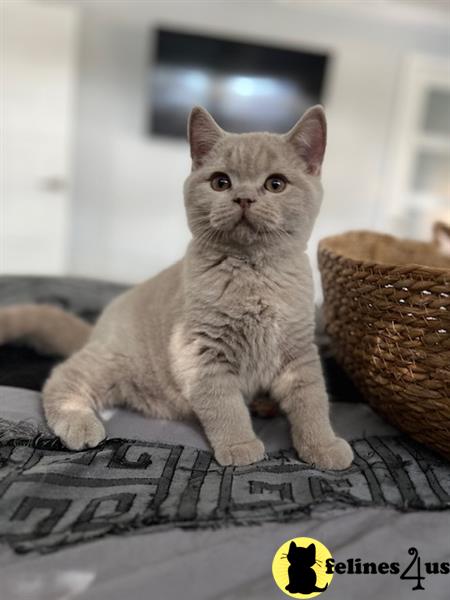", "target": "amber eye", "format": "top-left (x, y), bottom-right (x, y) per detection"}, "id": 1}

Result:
top-left (264, 175), bottom-right (287, 193)
top-left (210, 172), bottom-right (231, 191)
